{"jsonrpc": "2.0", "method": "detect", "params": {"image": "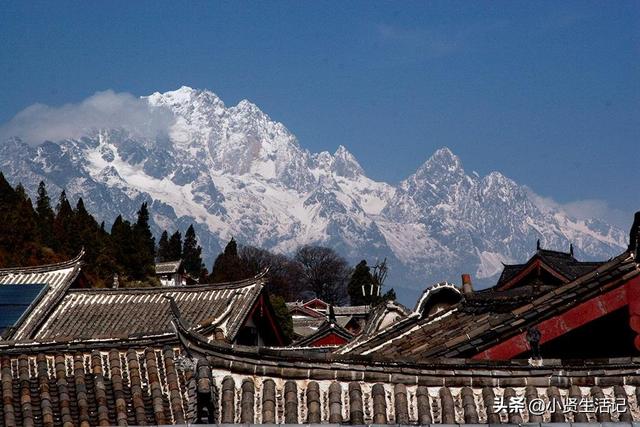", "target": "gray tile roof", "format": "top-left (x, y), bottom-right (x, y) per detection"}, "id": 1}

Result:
top-left (0, 251), bottom-right (84, 340)
top-left (155, 259), bottom-right (183, 274)
top-left (32, 276), bottom-right (266, 341)
top-left (341, 251), bottom-right (639, 359)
